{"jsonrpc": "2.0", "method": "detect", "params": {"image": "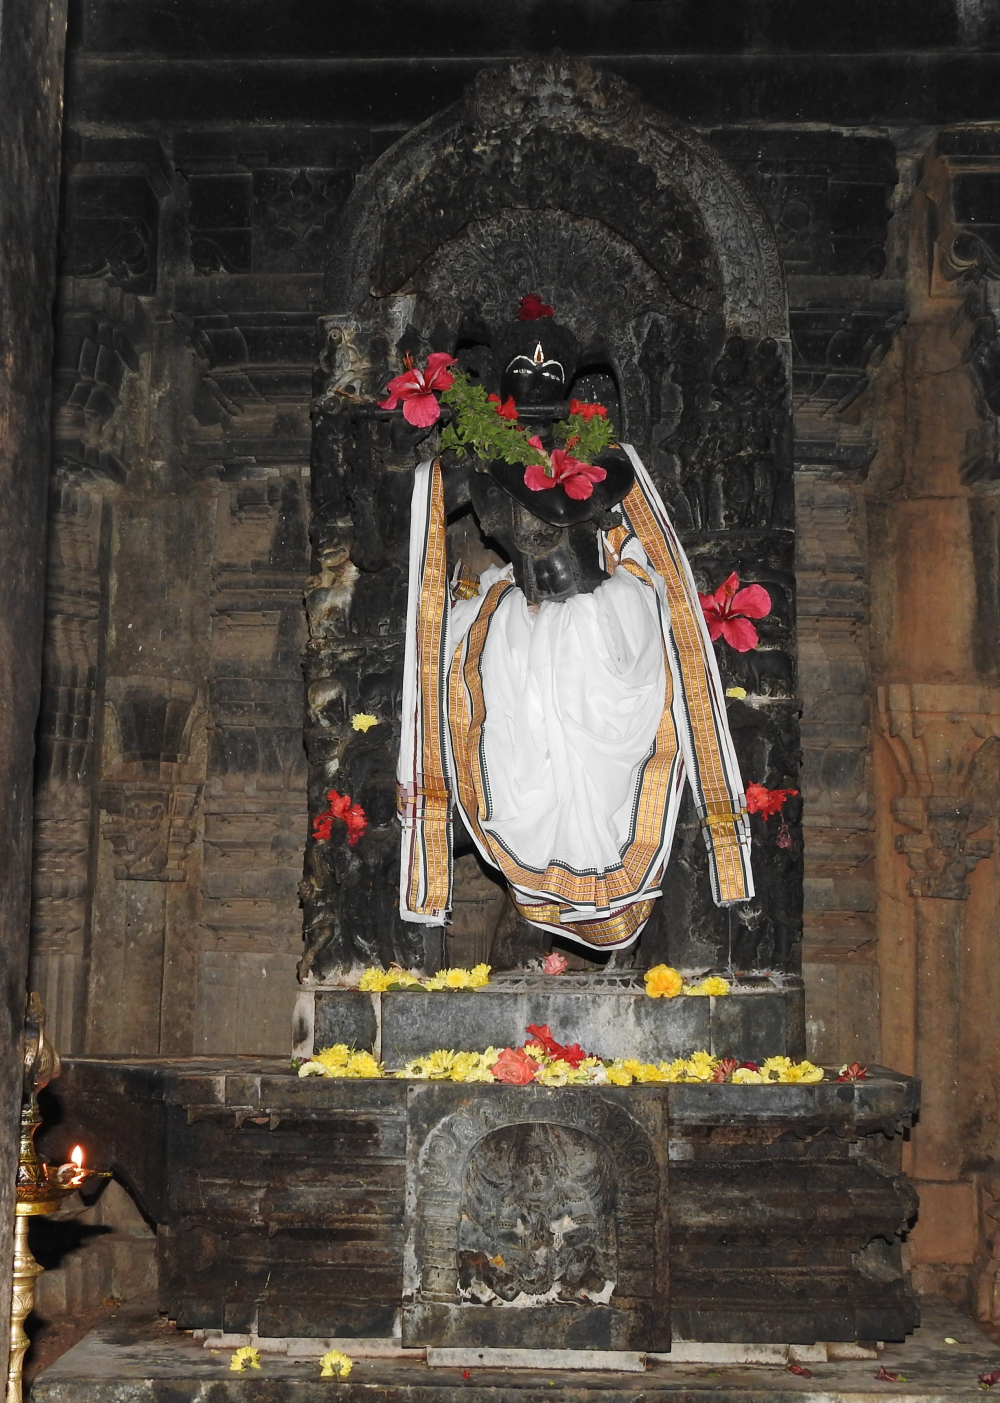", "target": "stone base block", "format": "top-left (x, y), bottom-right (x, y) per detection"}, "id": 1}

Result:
top-left (300, 973), bottom-right (806, 1065)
